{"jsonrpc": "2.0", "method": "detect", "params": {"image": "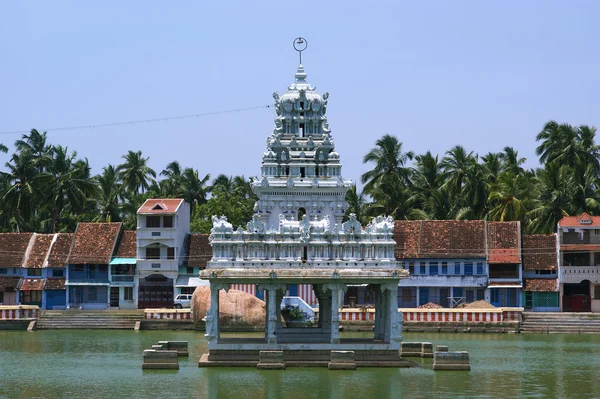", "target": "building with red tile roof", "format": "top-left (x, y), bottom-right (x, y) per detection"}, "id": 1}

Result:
top-left (394, 220), bottom-right (522, 308)
top-left (68, 223), bottom-right (122, 265)
top-left (137, 198), bottom-right (184, 214)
